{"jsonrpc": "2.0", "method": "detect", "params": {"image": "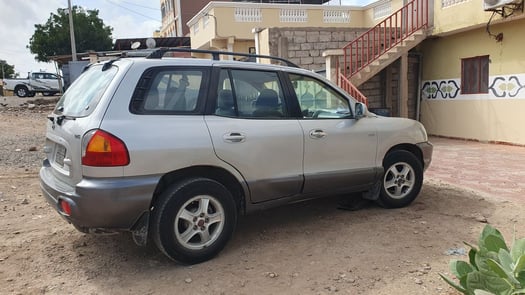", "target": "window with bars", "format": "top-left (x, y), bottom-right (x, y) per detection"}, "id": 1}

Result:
top-left (461, 55), bottom-right (489, 94)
